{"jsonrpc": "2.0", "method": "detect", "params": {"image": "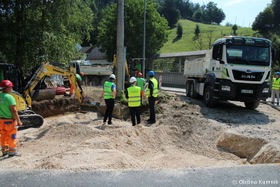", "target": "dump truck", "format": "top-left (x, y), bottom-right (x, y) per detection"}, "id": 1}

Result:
top-left (184, 36), bottom-right (274, 109)
top-left (69, 60), bottom-right (113, 86)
